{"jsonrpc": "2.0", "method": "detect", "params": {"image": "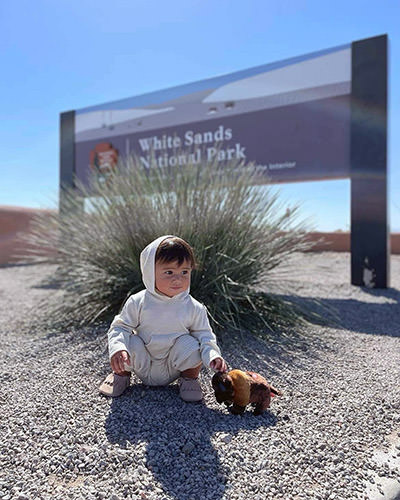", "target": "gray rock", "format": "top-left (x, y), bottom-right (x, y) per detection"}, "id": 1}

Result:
top-left (181, 441), bottom-right (195, 454)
